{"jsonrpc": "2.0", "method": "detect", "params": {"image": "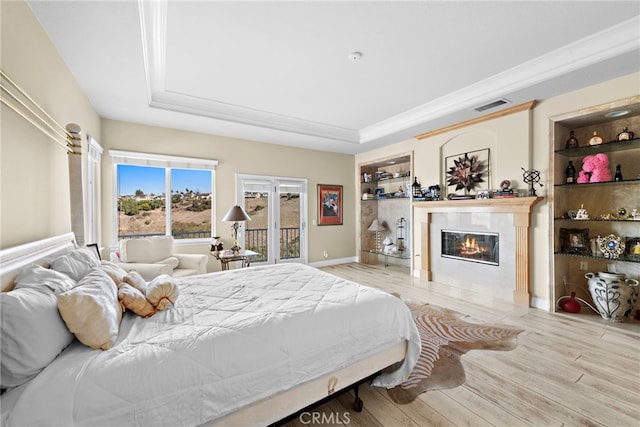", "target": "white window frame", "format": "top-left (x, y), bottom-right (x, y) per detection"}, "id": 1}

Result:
top-left (109, 150), bottom-right (217, 246)
top-left (87, 135), bottom-right (103, 245)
